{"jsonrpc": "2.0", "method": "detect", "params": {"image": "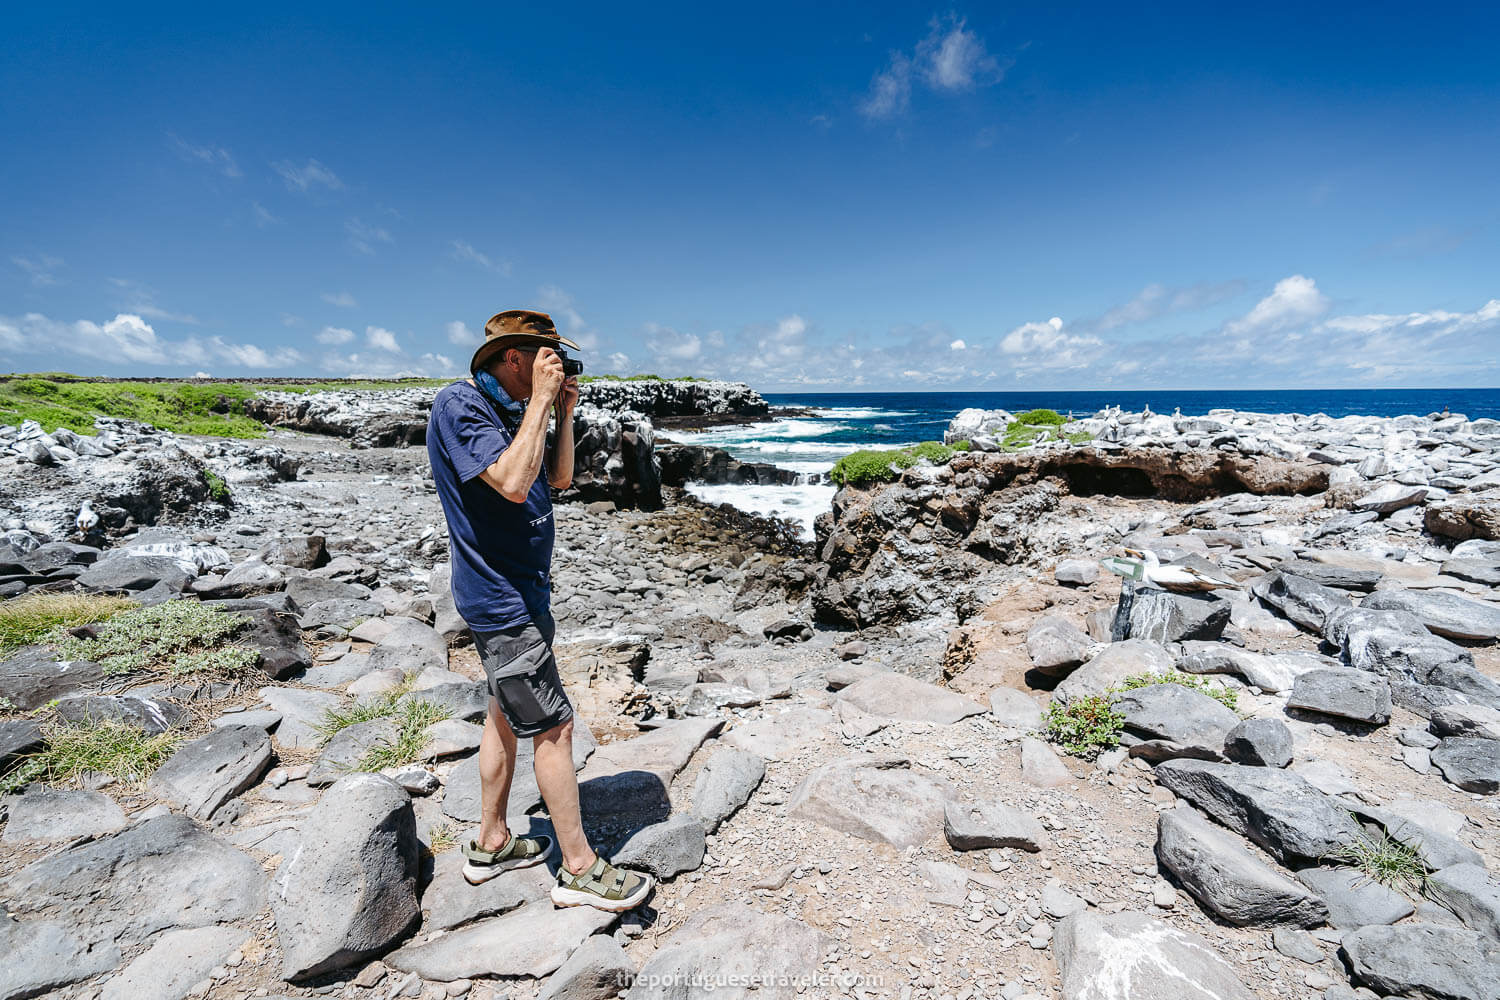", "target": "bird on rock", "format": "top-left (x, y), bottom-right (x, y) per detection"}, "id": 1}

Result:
top-left (76, 500), bottom-right (99, 534)
top-left (1101, 547), bottom-right (1237, 593)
